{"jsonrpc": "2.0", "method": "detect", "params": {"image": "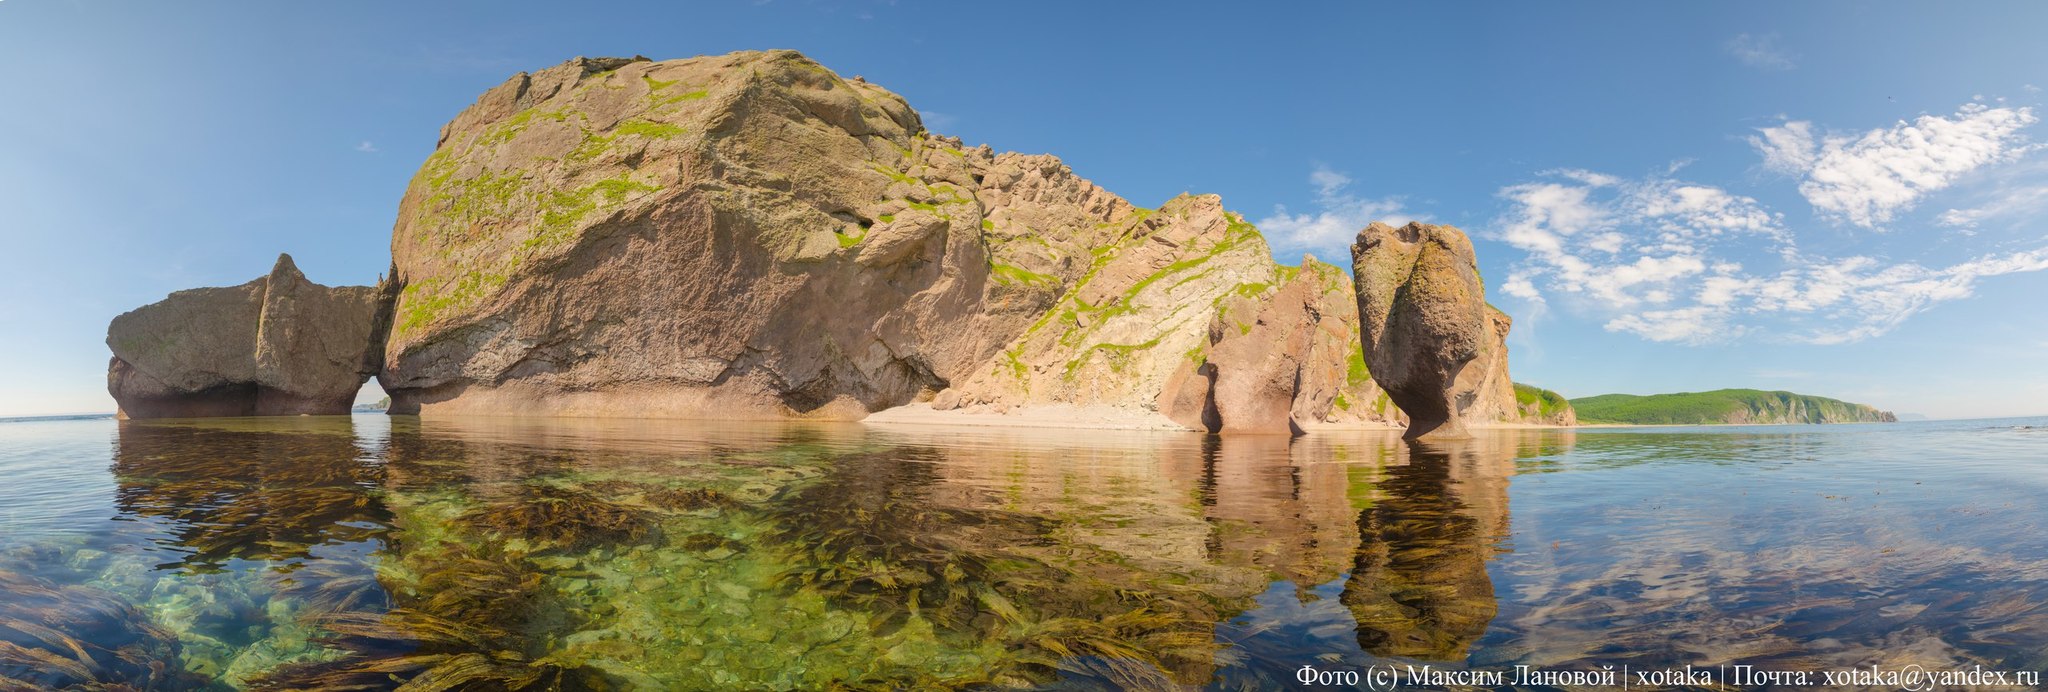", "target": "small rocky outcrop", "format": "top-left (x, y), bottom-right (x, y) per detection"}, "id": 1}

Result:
top-left (1510, 383), bottom-right (1579, 426)
top-left (106, 254), bottom-right (389, 418)
top-left (1350, 222), bottom-right (1501, 440)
